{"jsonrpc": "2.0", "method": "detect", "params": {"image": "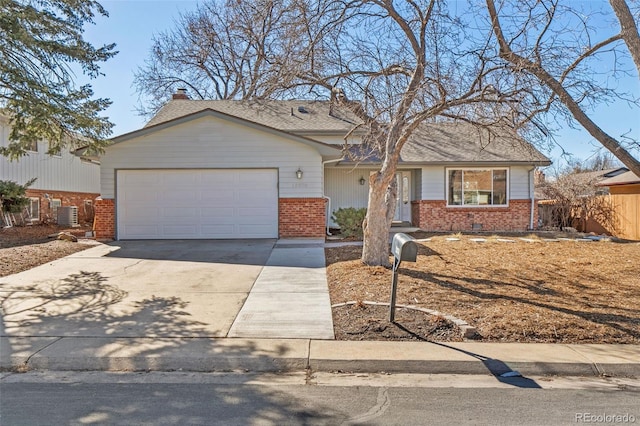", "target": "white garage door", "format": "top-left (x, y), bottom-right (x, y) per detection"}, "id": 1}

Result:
top-left (117, 169), bottom-right (278, 239)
